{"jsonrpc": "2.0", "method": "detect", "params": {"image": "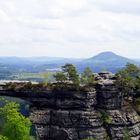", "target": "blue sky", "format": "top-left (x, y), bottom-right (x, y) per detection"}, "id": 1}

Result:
top-left (0, 0), bottom-right (140, 58)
